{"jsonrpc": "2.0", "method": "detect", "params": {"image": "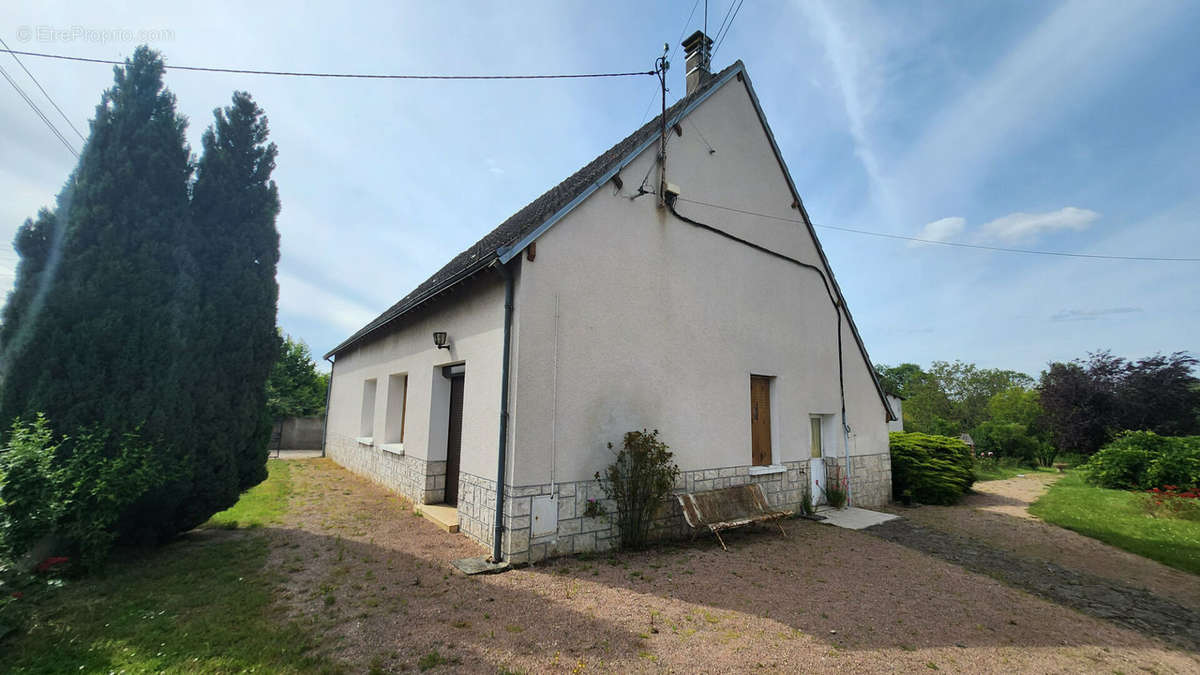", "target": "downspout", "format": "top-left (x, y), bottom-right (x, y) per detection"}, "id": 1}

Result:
top-left (491, 259), bottom-right (516, 563)
top-left (666, 194), bottom-right (851, 501)
top-left (321, 355), bottom-right (335, 458)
